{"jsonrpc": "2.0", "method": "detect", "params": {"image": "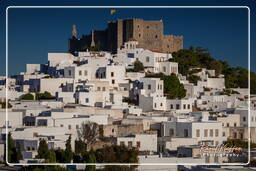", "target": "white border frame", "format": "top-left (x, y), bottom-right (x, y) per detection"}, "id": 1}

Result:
top-left (5, 6), bottom-right (251, 166)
